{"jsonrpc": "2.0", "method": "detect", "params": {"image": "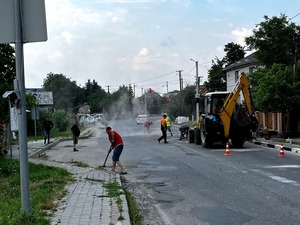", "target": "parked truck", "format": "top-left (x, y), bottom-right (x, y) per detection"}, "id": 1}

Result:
top-left (189, 71), bottom-right (257, 148)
